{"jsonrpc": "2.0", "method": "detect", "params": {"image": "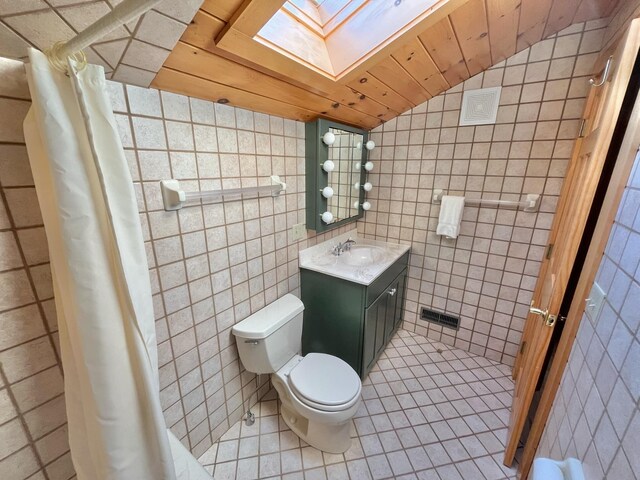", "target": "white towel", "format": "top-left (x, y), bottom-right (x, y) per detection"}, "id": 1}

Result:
top-left (436, 195), bottom-right (465, 239)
